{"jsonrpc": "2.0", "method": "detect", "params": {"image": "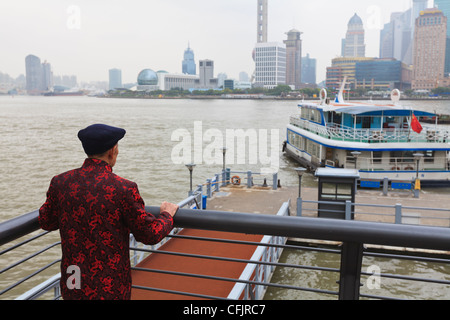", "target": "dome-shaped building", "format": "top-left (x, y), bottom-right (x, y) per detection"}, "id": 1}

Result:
top-left (137, 69), bottom-right (158, 85)
top-left (348, 13), bottom-right (363, 26)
